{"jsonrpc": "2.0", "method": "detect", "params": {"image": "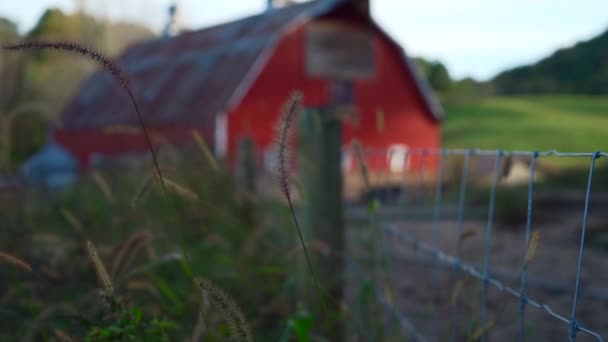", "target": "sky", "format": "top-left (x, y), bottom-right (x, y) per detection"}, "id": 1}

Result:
top-left (1, 0), bottom-right (607, 80)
